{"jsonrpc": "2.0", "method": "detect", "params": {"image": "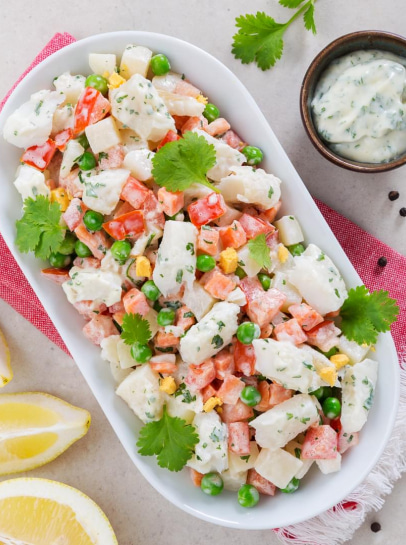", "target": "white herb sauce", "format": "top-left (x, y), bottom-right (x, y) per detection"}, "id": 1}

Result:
top-left (312, 50), bottom-right (406, 163)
